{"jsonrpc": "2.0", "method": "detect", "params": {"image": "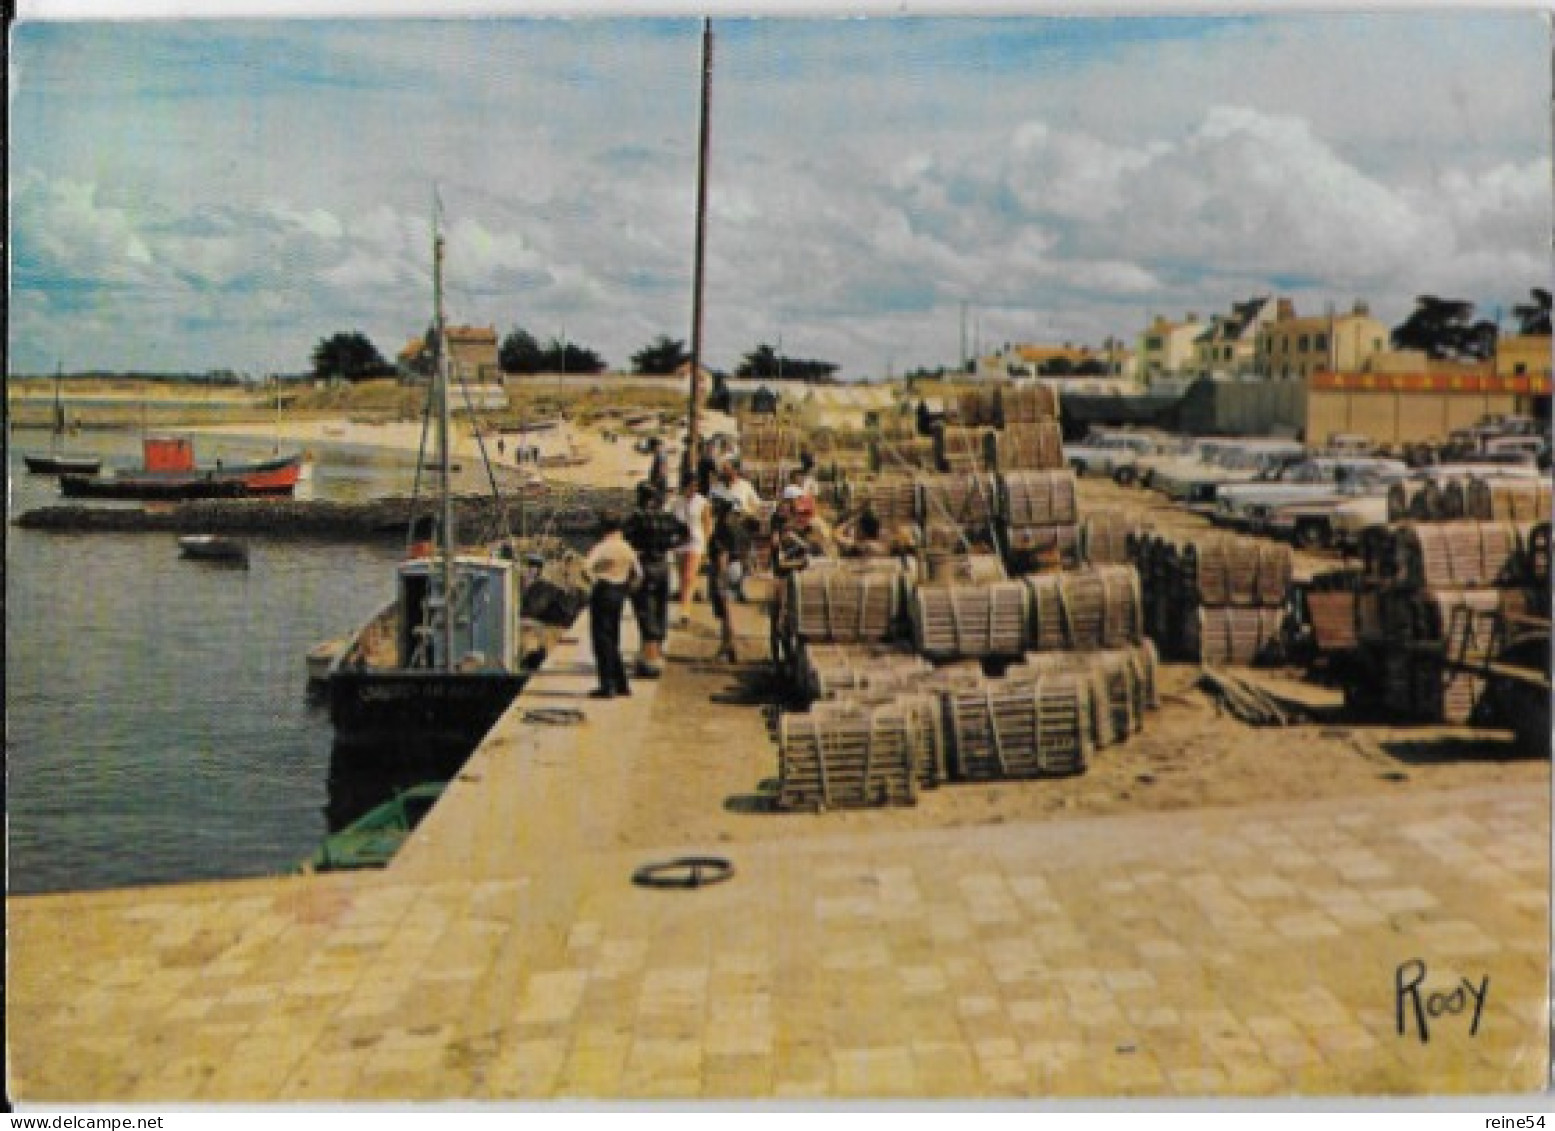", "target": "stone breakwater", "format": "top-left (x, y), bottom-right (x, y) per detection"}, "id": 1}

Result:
top-left (15, 484), bottom-right (635, 545)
